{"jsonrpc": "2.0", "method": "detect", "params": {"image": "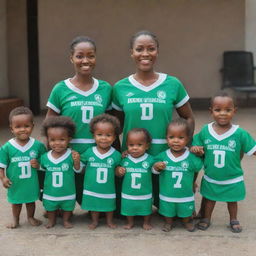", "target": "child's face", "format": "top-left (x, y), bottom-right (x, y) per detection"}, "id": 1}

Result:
top-left (127, 132), bottom-right (149, 158)
top-left (93, 122), bottom-right (116, 151)
top-left (47, 127), bottom-right (71, 154)
top-left (131, 35), bottom-right (158, 72)
top-left (10, 114), bottom-right (34, 142)
top-left (166, 125), bottom-right (189, 153)
top-left (70, 42), bottom-right (96, 76)
top-left (210, 96), bottom-right (236, 127)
